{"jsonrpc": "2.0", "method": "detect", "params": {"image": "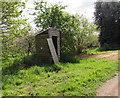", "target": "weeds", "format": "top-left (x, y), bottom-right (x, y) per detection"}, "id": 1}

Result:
top-left (2, 55), bottom-right (119, 96)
